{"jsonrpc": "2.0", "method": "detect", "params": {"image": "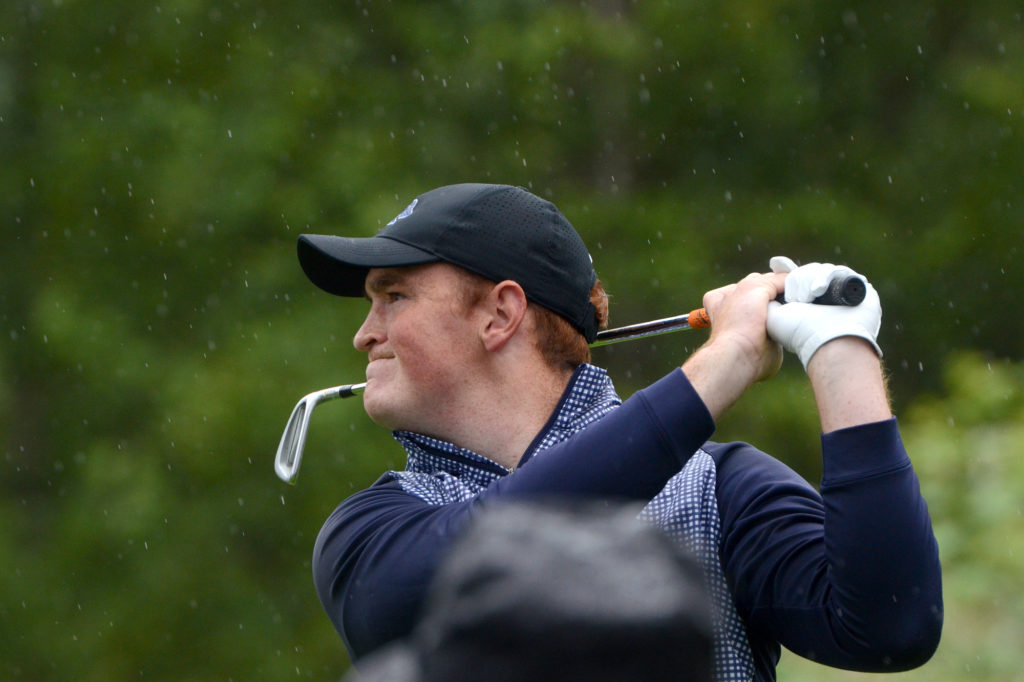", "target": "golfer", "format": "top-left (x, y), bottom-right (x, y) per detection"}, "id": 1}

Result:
top-left (300, 183), bottom-right (942, 680)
